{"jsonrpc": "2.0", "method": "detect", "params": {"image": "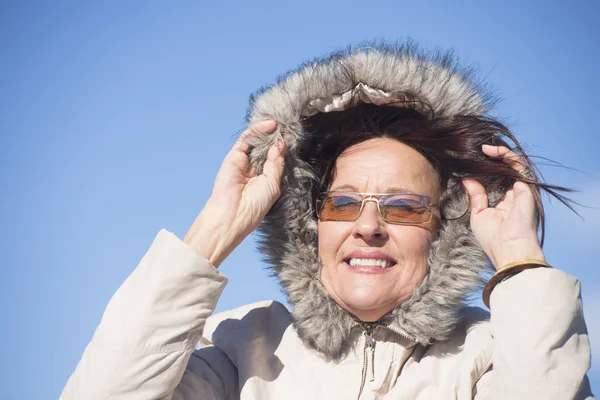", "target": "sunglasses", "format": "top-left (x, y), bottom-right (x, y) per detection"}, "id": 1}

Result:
top-left (316, 191), bottom-right (439, 225)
